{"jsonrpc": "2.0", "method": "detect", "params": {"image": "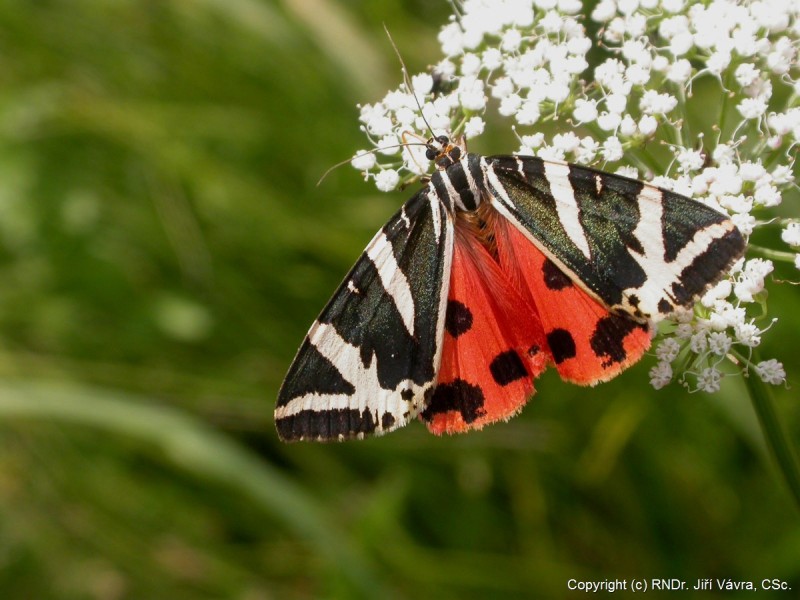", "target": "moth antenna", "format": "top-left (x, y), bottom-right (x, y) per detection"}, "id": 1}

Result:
top-left (383, 24), bottom-right (437, 140)
top-left (317, 142), bottom-right (428, 186)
